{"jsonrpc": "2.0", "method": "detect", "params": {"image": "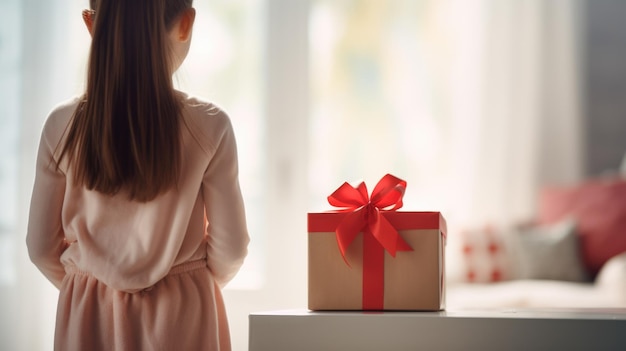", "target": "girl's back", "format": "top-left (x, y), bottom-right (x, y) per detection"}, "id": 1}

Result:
top-left (26, 1), bottom-right (249, 350)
